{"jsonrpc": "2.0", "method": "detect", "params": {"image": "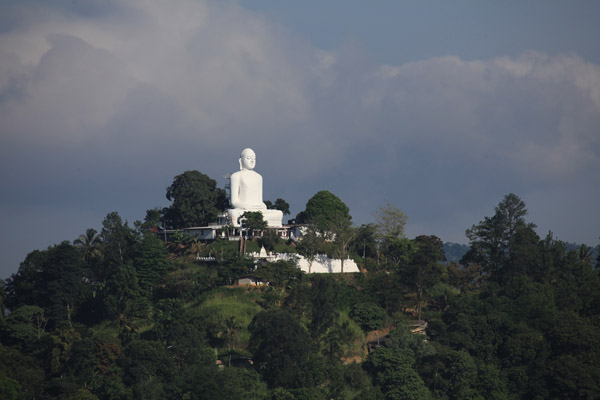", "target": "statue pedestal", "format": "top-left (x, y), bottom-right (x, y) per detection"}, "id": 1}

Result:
top-left (227, 209), bottom-right (283, 227)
